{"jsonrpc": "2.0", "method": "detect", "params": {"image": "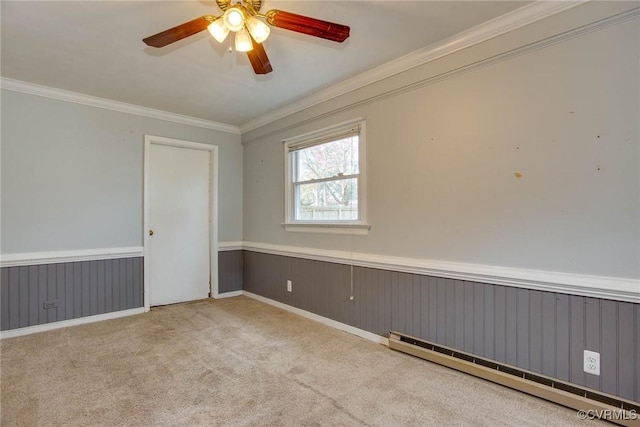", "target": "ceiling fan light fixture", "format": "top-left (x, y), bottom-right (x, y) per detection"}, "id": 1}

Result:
top-left (142, 4), bottom-right (351, 76)
top-left (235, 28), bottom-right (253, 52)
top-left (245, 16), bottom-right (270, 44)
top-left (223, 7), bottom-right (245, 32)
top-left (207, 18), bottom-right (230, 43)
